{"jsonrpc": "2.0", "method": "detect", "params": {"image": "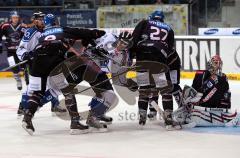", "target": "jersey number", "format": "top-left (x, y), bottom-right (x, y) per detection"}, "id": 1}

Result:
top-left (150, 26), bottom-right (168, 41)
top-left (44, 35), bottom-right (56, 41)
